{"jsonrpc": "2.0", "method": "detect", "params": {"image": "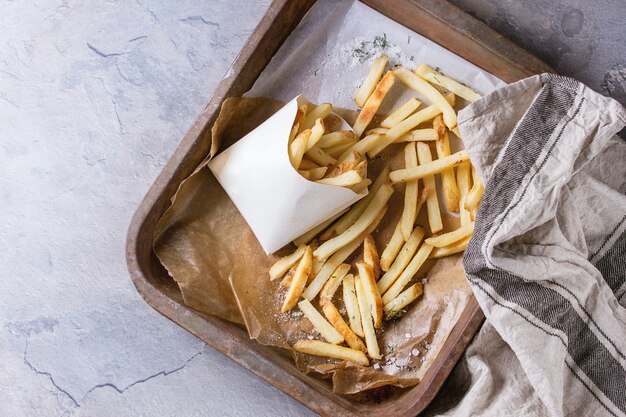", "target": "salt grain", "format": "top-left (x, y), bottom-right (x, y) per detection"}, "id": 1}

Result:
top-left (411, 349), bottom-right (420, 357)
top-left (421, 278), bottom-right (428, 285)
top-left (373, 363), bottom-right (381, 370)
top-left (404, 333), bottom-right (412, 339)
